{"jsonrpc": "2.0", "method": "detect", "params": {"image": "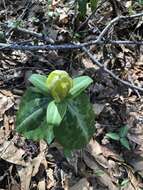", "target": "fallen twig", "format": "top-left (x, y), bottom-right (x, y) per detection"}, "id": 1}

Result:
top-left (0, 23), bottom-right (54, 44)
top-left (82, 47), bottom-right (143, 93)
top-left (96, 12), bottom-right (143, 42)
top-left (0, 40), bottom-right (143, 51)
top-left (0, 12), bottom-right (143, 51)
